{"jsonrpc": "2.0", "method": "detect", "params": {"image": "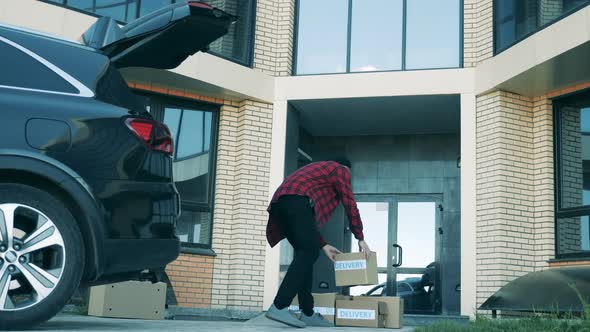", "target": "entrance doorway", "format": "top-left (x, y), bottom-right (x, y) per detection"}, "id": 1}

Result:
top-left (349, 195), bottom-right (442, 315)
